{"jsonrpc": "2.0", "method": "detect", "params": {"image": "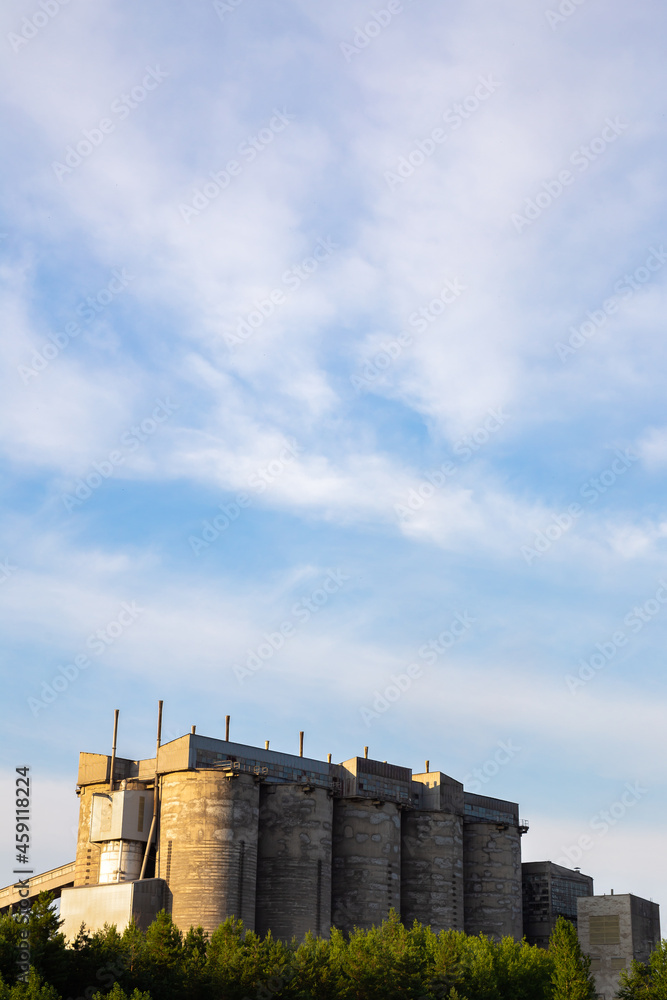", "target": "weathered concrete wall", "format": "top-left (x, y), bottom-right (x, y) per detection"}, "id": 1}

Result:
top-left (255, 783), bottom-right (333, 941)
top-left (631, 894), bottom-right (661, 964)
top-left (60, 879), bottom-right (165, 941)
top-left (578, 894), bottom-right (661, 1000)
top-left (463, 821), bottom-right (522, 939)
top-left (332, 799), bottom-right (401, 933)
top-left (74, 785), bottom-right (105, 887)
top-left (401, 809), bottom-right (464, 931)
top-left (158, 770), bottom-right (259, 935)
